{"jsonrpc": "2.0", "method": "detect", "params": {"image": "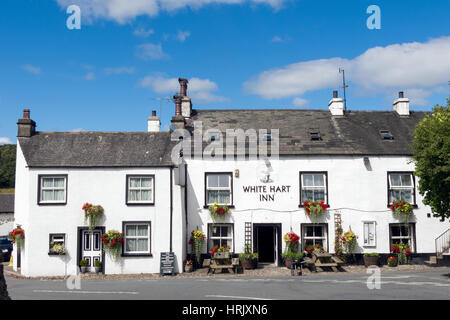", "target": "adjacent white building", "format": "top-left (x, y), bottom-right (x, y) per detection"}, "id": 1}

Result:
top-left (12, 79), bottom-right (449, 276)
